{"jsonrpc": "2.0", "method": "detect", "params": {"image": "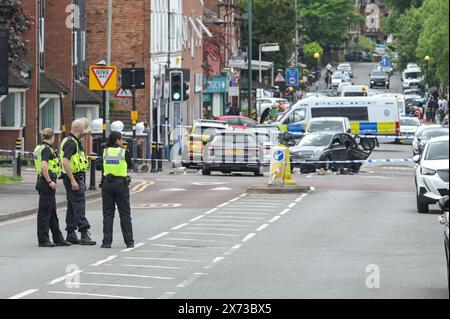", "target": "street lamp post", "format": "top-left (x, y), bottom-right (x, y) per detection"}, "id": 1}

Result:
top-left (424, 55), bottom-right (431, 91)
top-left (314, 52), bottom-right (320, 91)
top-left (248, 0), bottom-right (253, 120)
